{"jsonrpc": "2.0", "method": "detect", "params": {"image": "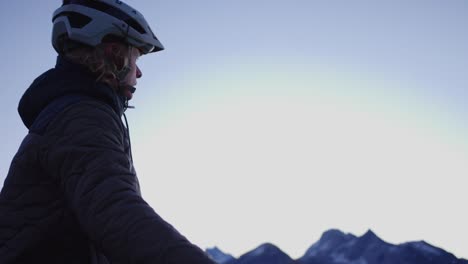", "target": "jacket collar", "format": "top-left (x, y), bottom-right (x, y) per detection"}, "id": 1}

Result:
top-left (19, 56), bottom-right (127, 128)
